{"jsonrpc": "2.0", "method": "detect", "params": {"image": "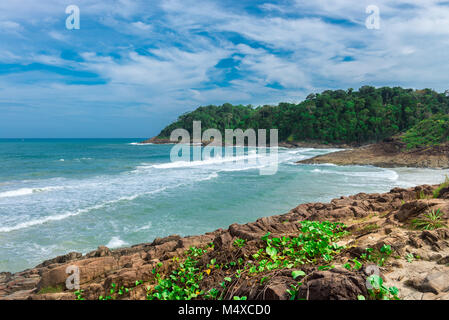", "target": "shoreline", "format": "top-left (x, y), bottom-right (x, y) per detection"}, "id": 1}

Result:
top-left (1, 182), bottom-right (448, 300)
top-left (140, 136), bottom-right (358, 149)
top-left (299, 139), bottom-right (449, 169)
